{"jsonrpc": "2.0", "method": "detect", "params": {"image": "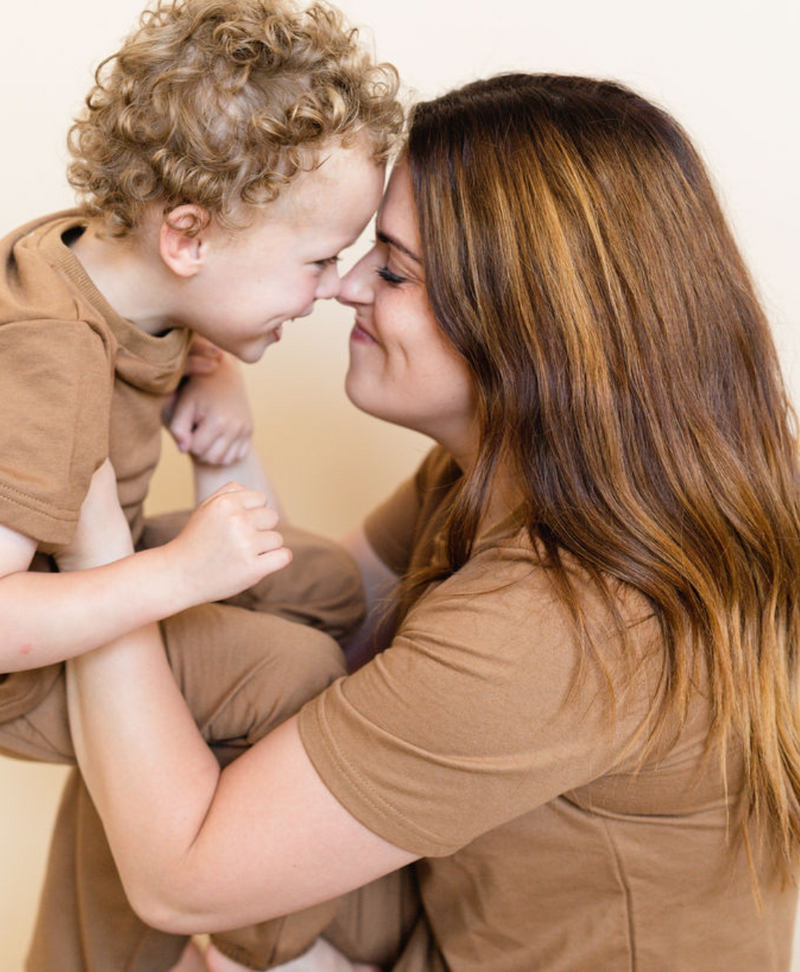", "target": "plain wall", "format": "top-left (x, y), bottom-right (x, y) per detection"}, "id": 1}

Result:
top-left (0, 0), bottom-right (797, 967)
